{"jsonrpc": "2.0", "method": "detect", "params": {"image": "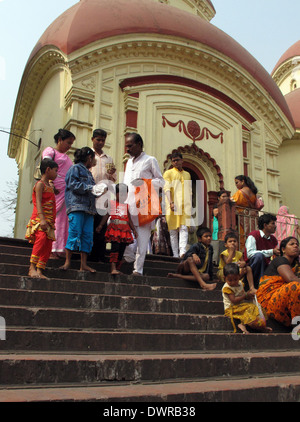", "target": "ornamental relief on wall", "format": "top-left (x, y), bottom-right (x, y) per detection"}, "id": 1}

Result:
top-left (162, 115), bottom-right (223, 144)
